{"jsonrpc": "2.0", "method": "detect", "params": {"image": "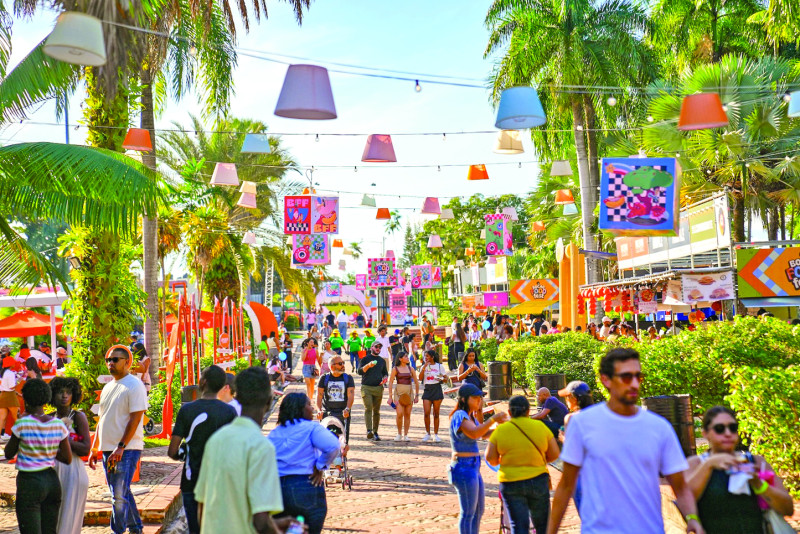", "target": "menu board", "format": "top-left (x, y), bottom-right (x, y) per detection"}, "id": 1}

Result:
top-left (682, 272), bottom-right (735, 303)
